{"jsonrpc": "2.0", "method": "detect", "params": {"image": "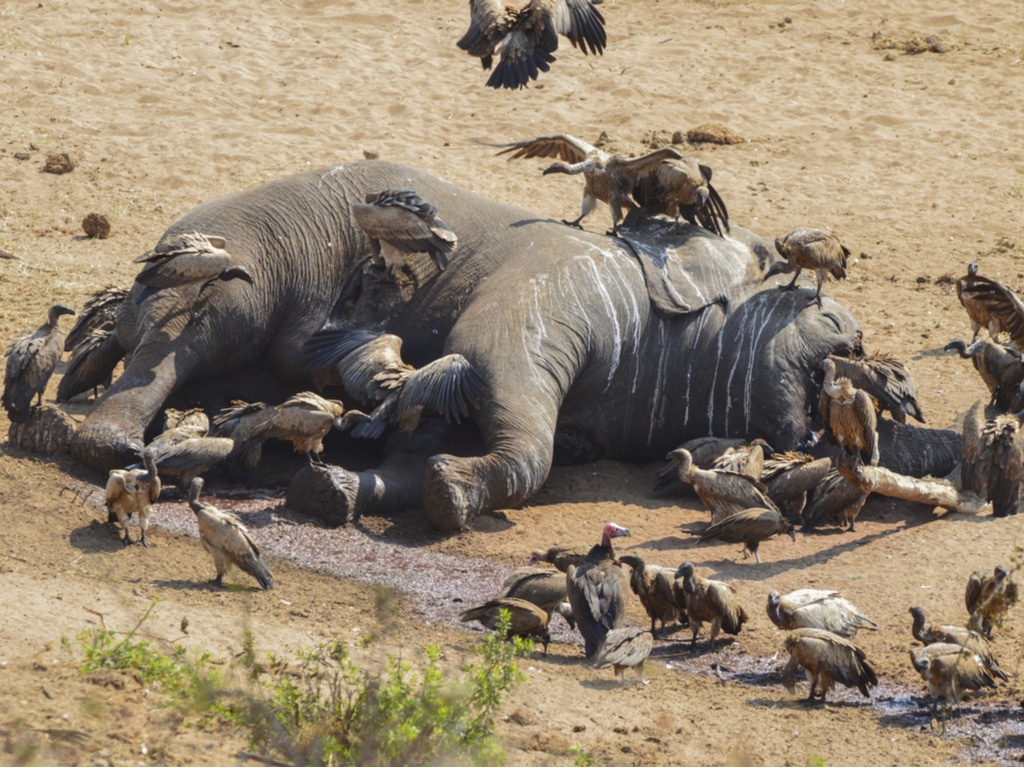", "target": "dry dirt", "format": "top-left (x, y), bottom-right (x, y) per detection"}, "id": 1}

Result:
top-left (2, 0), bottom-right (1024, 765)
